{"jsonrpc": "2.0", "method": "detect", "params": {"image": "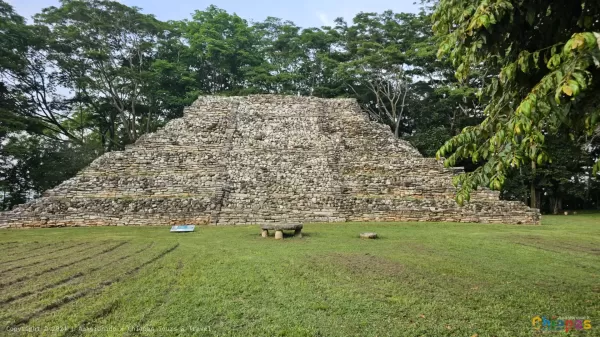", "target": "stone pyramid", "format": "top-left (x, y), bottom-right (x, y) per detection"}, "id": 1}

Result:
top-left (0, 95), bottom-right (539, 228)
